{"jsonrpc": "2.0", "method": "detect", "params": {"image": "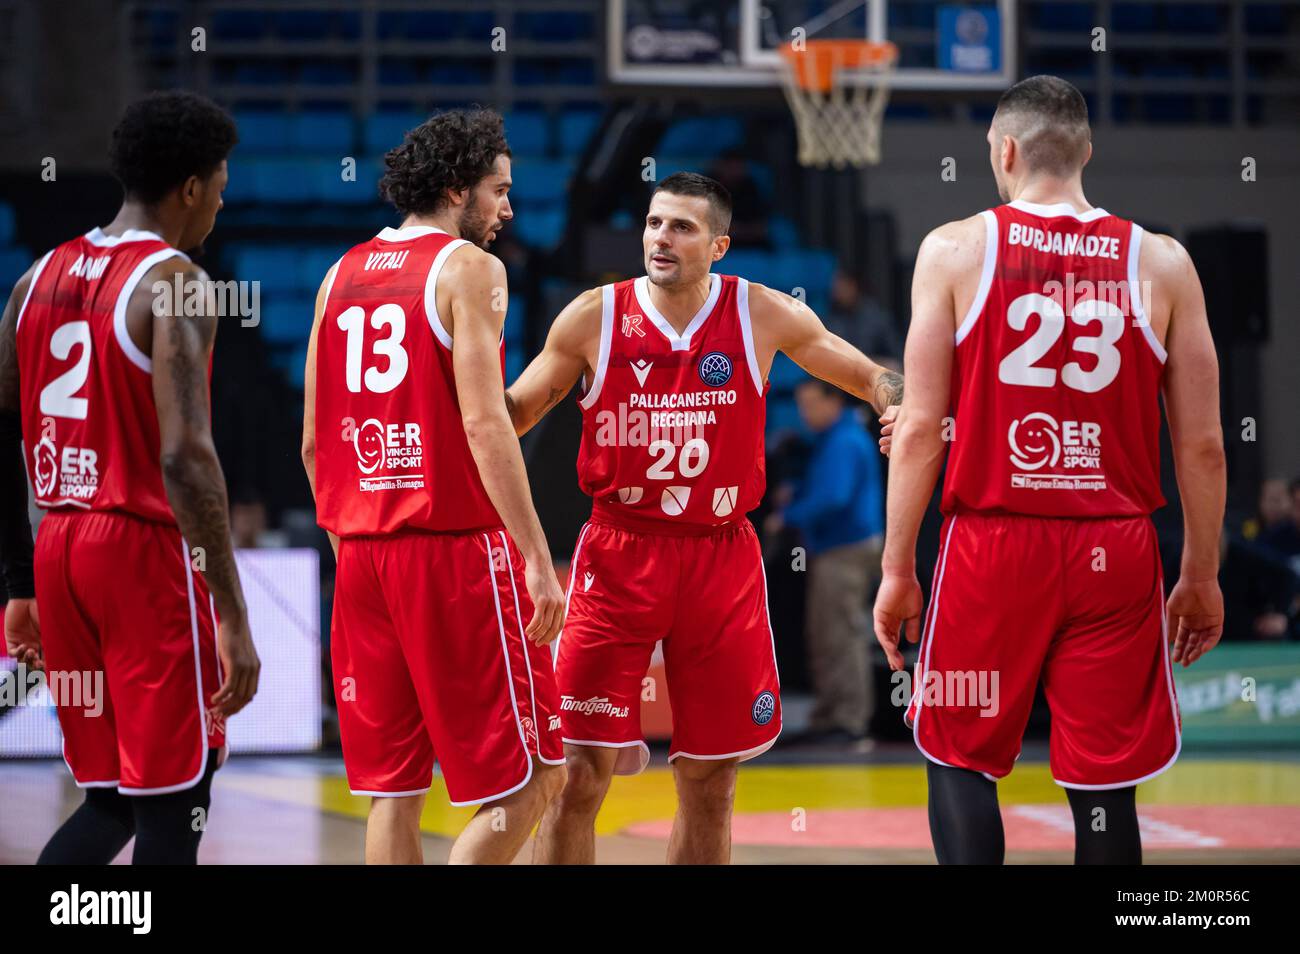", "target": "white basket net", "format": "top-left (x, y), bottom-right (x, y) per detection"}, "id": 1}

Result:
top-left (778, 40), bottom-right (898, 169)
